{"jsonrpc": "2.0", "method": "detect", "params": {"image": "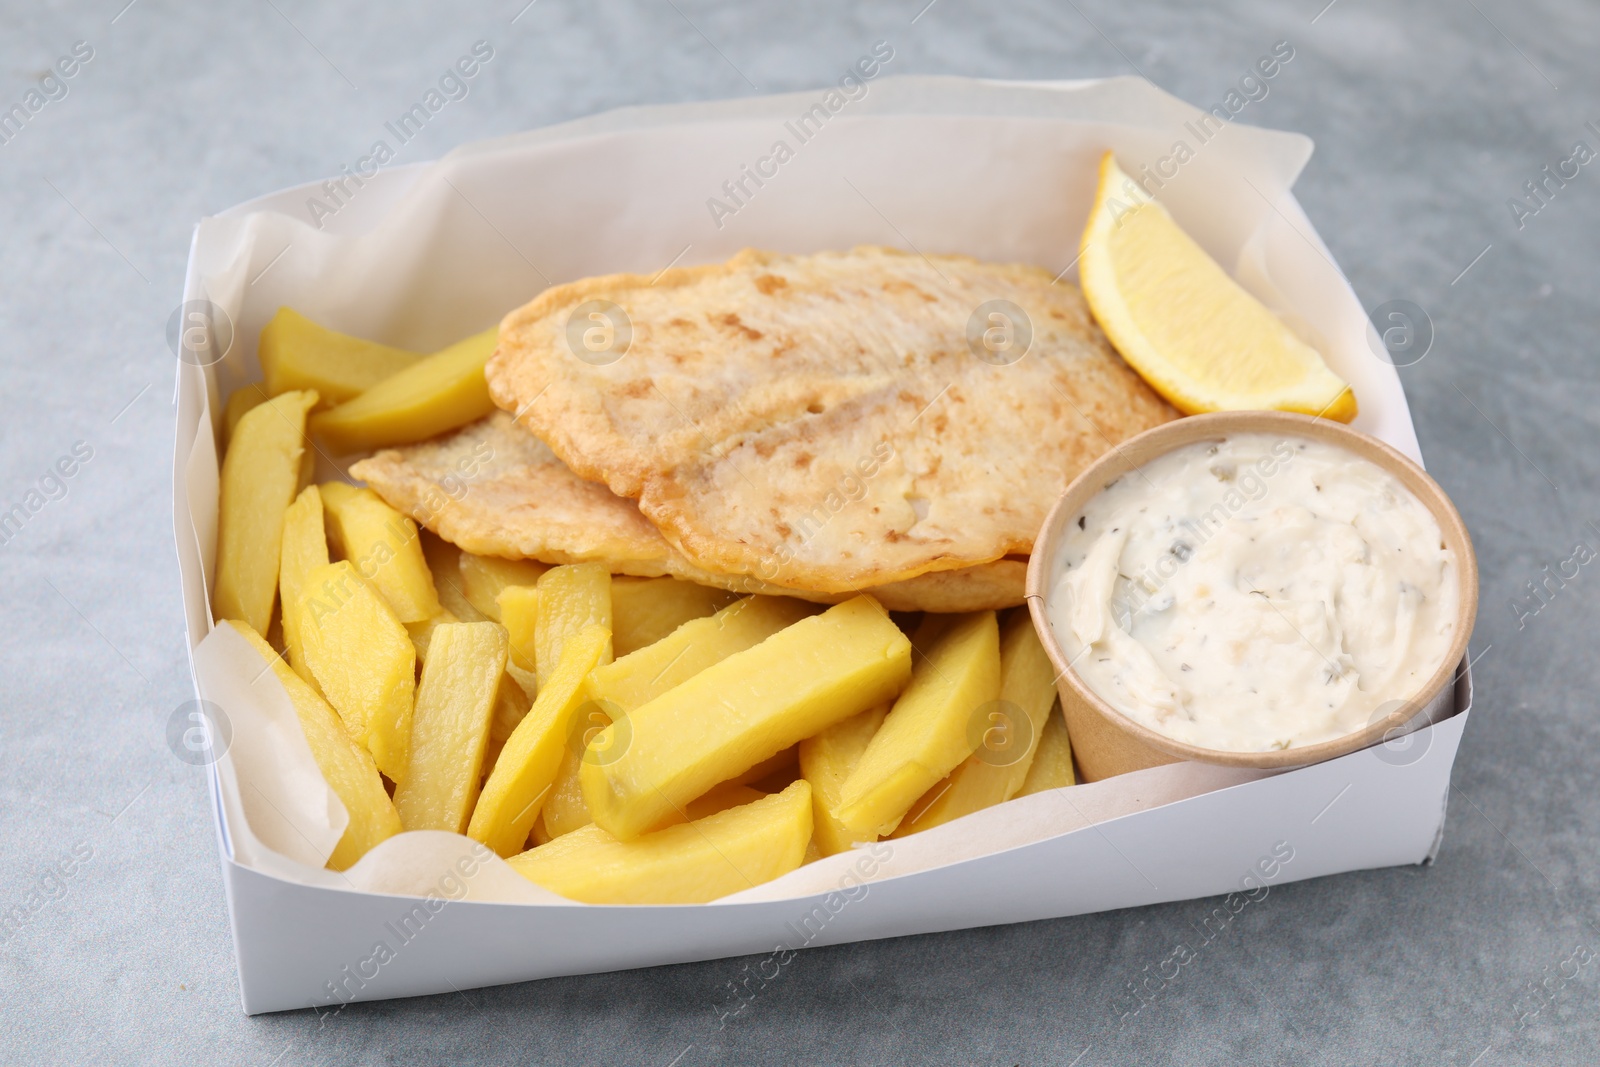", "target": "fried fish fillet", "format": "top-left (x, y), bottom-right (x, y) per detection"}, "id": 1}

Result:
top-left (487, 246), bottom-right (1176, 592)
top-left (349, 413), bottom-right (1028, 612)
